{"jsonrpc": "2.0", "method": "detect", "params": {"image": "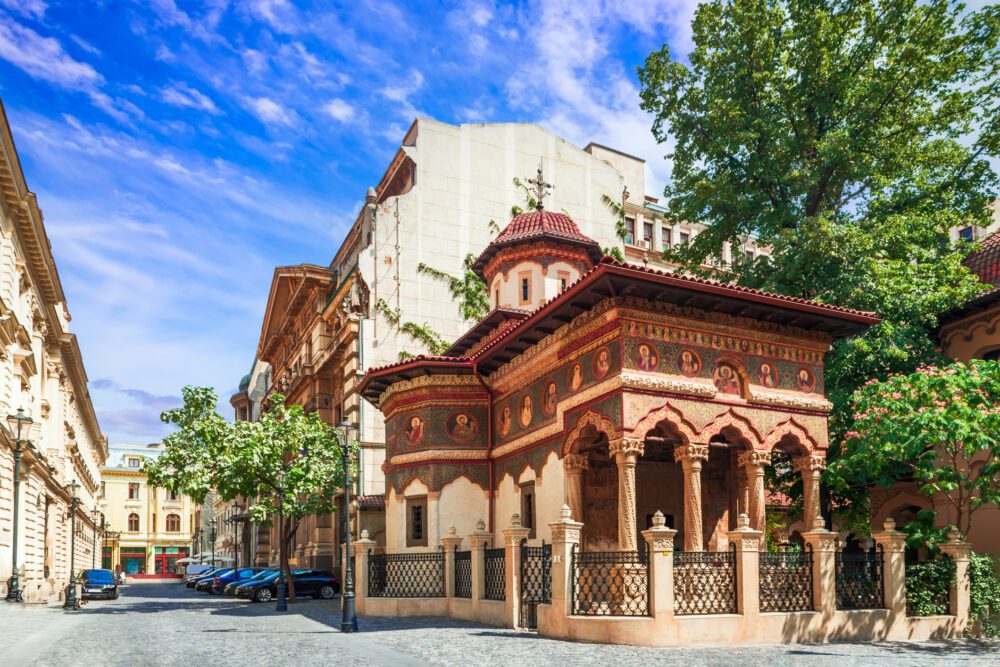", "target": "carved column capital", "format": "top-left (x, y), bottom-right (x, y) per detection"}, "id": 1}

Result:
top-left (793, 455), bottom-right (827, 473)
top-left (673, 443), bottom-right (709, 467)
top-left (738, 449), bottom-right (772, 470)
top-left (562, 453), bottom-right (589, 472)
top-left (609, 437), bottom-right (644, 460)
